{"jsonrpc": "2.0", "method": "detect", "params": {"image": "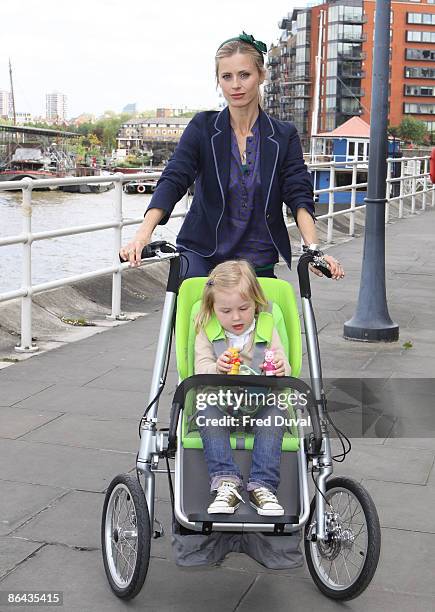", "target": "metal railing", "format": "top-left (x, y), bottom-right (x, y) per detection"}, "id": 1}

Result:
top-left (0, 156), bottom-right (433, 351)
